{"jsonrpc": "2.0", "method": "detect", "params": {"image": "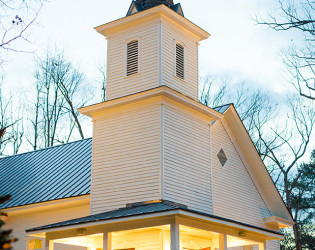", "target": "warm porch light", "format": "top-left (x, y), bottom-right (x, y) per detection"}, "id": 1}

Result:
top-left (111, 225), bottom-right (171, 250)
top-left (179, 225), bottom-right (260, 250)
top-left (54, 233), bottom-right (103, 250)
